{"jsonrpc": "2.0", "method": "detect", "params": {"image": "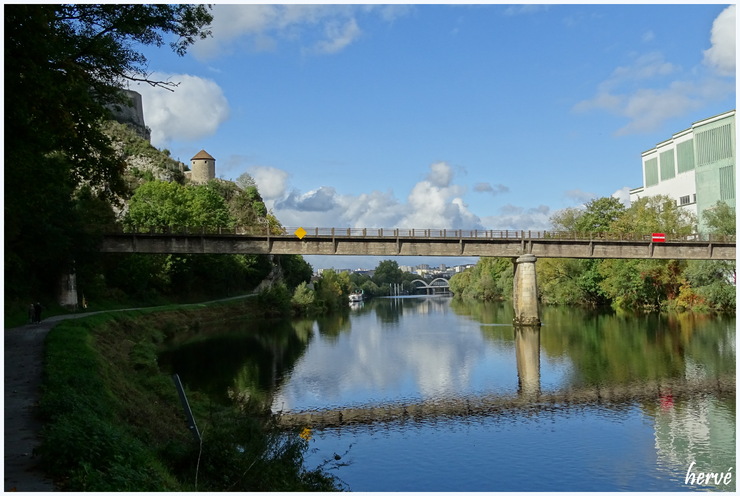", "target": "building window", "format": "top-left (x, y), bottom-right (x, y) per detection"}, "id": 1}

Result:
top-left (660, 149), bottom-right (676, 180)
top-left (719, 165), bottom-right (735, 201)
top-left (696, 124), bottom-right (733, 166)
top-left (645, 158), bottom-right (659, 187)
top-left (676, 139), bottom-right (695, 173)
top-left (679, 195), bottom-right (691, 206)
